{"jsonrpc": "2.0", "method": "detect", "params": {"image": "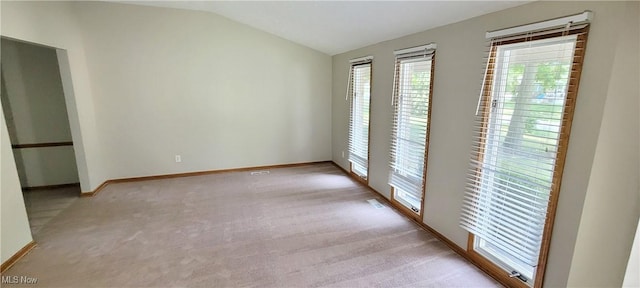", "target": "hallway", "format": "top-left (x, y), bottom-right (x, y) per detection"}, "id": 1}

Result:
top-left (23, 186), bottom-right (79, 237)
